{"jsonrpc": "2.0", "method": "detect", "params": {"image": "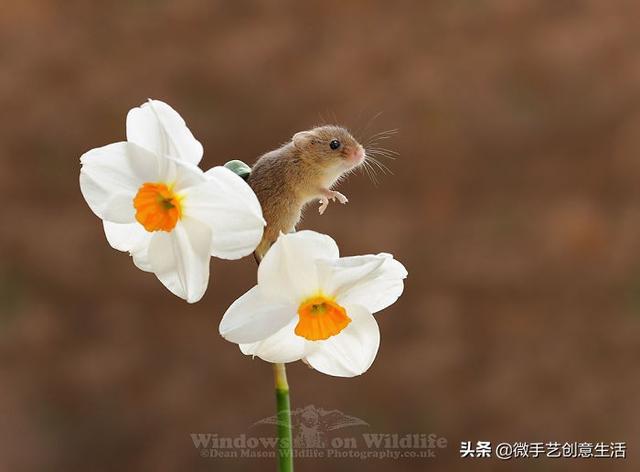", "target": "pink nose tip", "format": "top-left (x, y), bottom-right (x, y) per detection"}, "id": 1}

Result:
top-left (351, 147), bottom-right (365, 163)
